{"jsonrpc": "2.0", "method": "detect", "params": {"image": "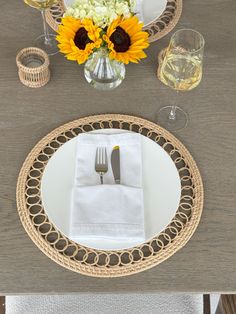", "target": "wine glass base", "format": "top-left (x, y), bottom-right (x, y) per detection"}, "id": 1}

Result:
top-left (35, 34), bottom-right (59, 56)
top-left (157, 106), bottom-right (188, 131)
